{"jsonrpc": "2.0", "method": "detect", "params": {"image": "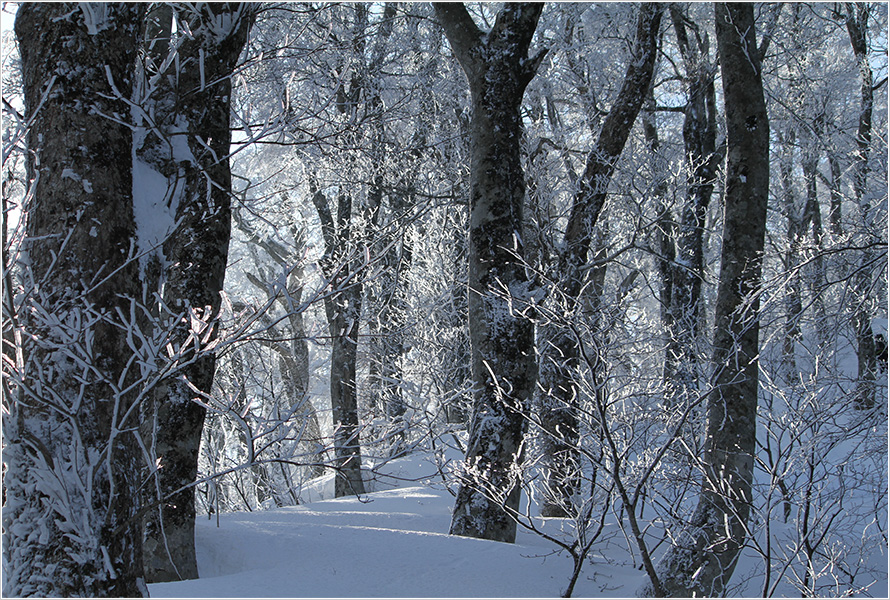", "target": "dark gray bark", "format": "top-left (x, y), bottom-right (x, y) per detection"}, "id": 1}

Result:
top-left (844, 3), bottom-right (879, 409)
top-left (662, 3), bottom-right (721, 406)
top-left (641, 4), bottom-right (770, 596)
top-left (778, 128), bottom-right (803, 375)
top-left (434, 2), bottom-right (544, 543)
top-left (5, 4), bottom-right (146, 596)
top-left (536, 3), bottom-right (662, 518)
top-left (312, 182), bottom-right (368, 498)
top-left (137, 3), bottom-right (255, 583)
